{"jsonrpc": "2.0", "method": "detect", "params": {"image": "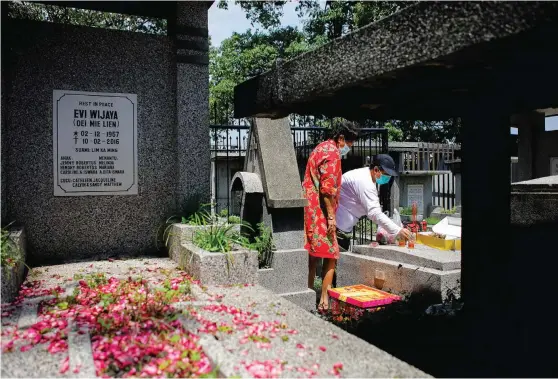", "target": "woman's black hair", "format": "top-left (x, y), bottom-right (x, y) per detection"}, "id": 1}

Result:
top-left (331, 120), bottom-right (360, 142)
